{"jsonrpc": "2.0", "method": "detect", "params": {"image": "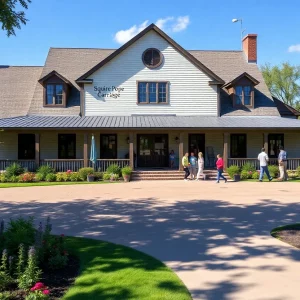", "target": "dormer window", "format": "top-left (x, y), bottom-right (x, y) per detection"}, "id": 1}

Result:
top-left (235, 85), bottom-right (252, 106)
top-left (223, 72), bottom-right (259, 109)
top-left (38, 70), bottom-right (72, 108)
top-left (46, 84), bottom-right (63, 105)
